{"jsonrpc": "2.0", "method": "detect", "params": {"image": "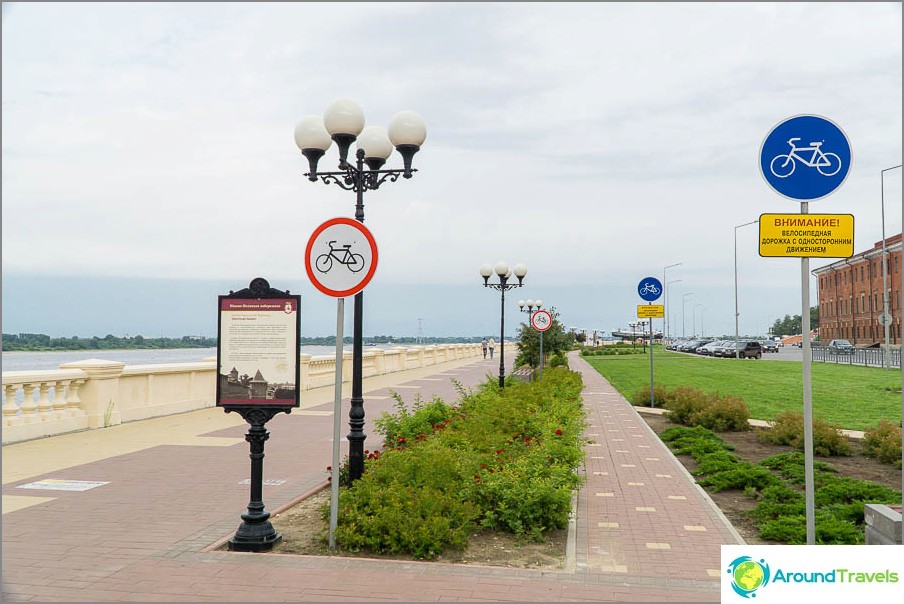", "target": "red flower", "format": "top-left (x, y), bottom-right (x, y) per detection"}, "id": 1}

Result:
top-left (555, 429), bottom-right (563, 435)
top-left (326, 466), bottom-right (332, 471)
top-left (480, 464), bottom-right (486, 469)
